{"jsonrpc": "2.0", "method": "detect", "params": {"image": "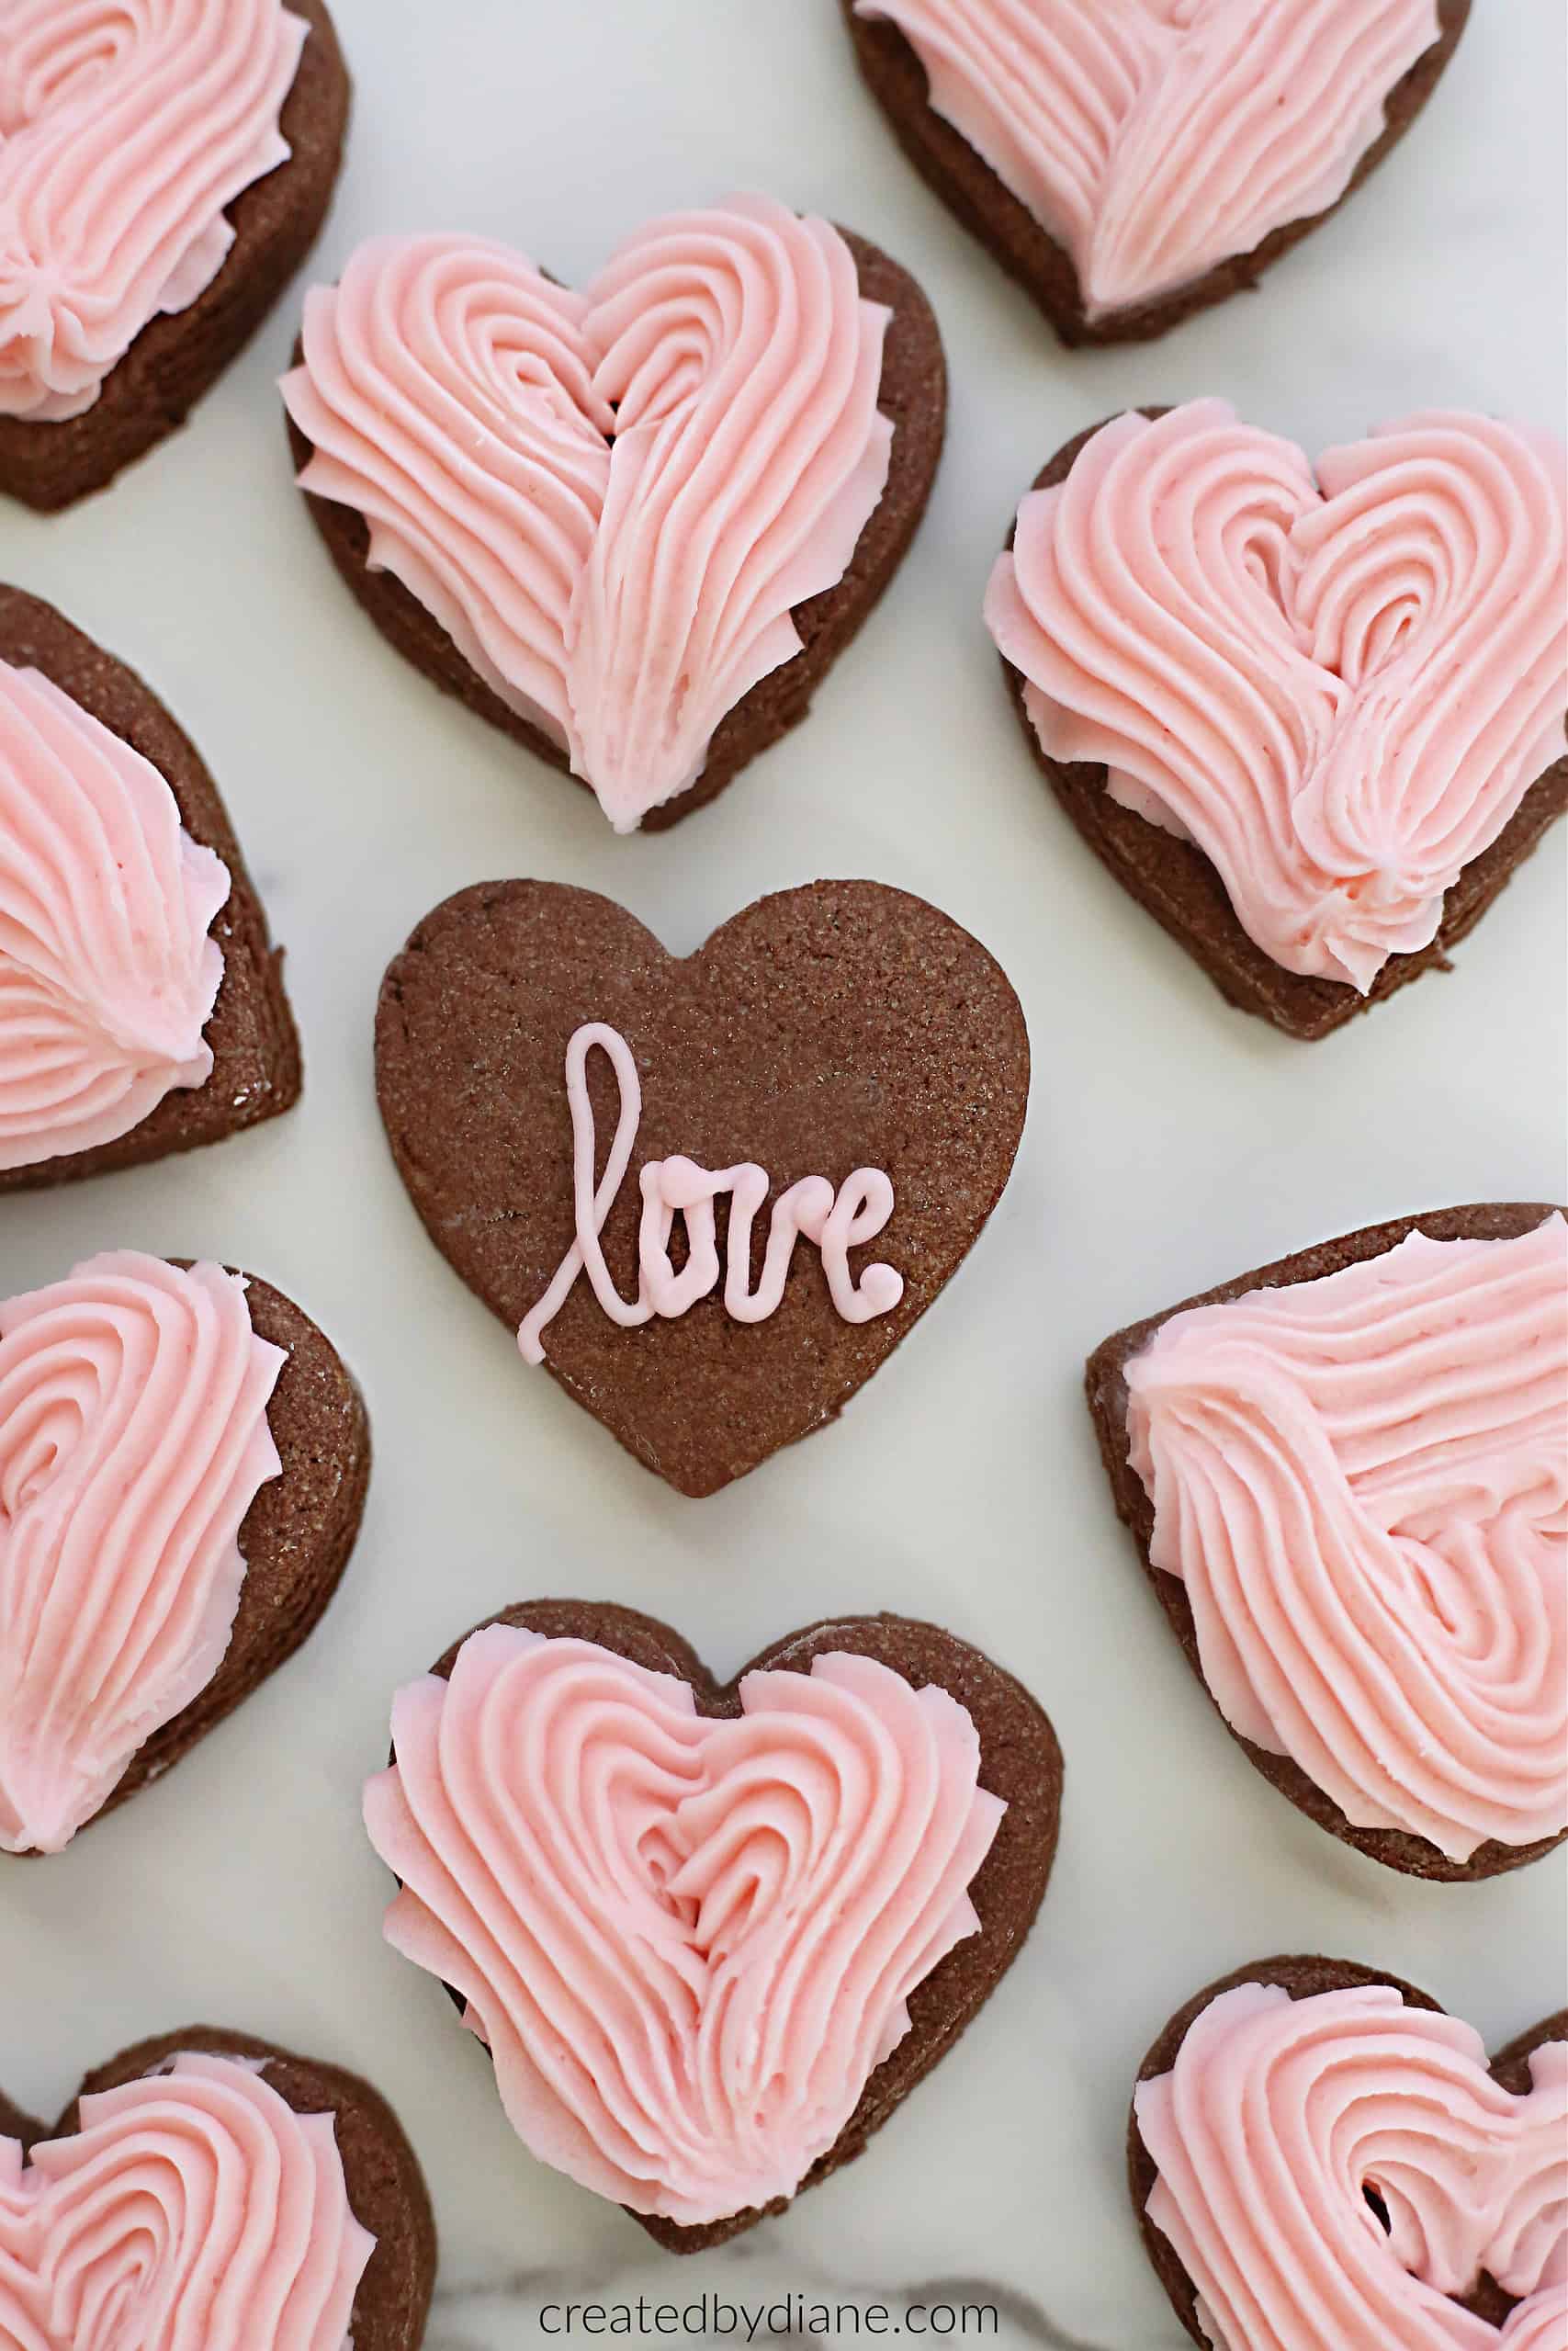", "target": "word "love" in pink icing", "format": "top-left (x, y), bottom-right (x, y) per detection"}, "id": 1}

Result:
top-left (518, 1024), bottom-right (904, 1363)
